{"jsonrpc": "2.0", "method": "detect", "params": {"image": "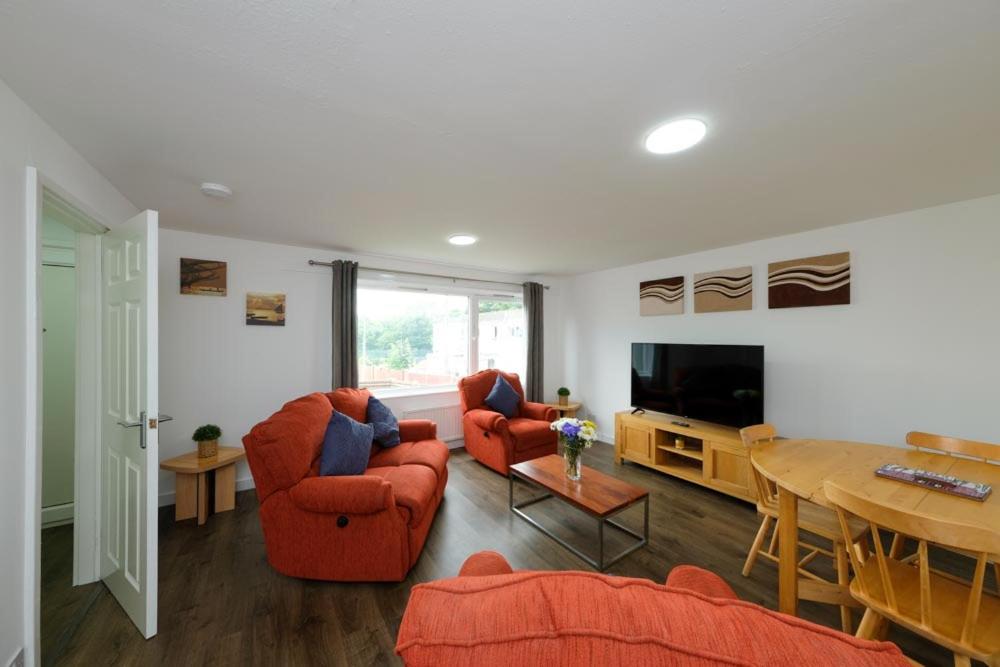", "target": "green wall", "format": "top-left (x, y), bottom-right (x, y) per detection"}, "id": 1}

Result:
top-left (41, 220), bottom-right (76, 511)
